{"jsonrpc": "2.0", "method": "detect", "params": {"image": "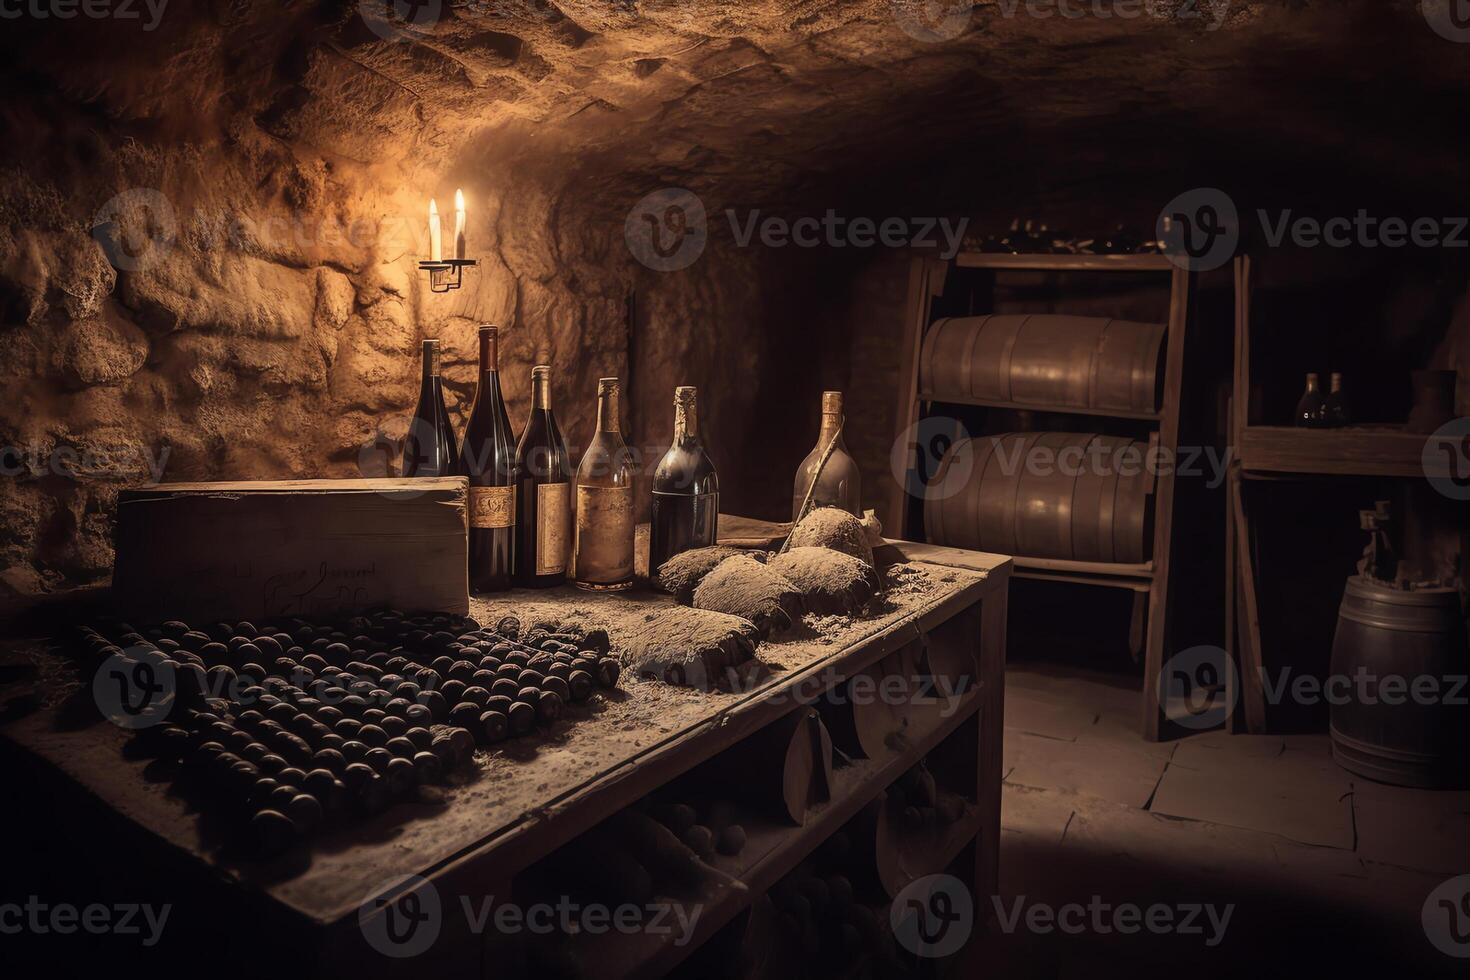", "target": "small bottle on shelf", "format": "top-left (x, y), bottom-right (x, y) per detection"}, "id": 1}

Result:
top-left (1323, 372), bottom-right (1351, 428)
top-left (402, 338), bottom-right (460, 477)
top-left (1295, 372), bottom-right (1326, 428)
top-left (792, 391), bottom-right (862, 522)
top-left (572, 378), bottom-right (635, 592)
top-left (650, 386), bottom-right (719, 578)
top-left (513, 365), bottom-right (571, 588)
